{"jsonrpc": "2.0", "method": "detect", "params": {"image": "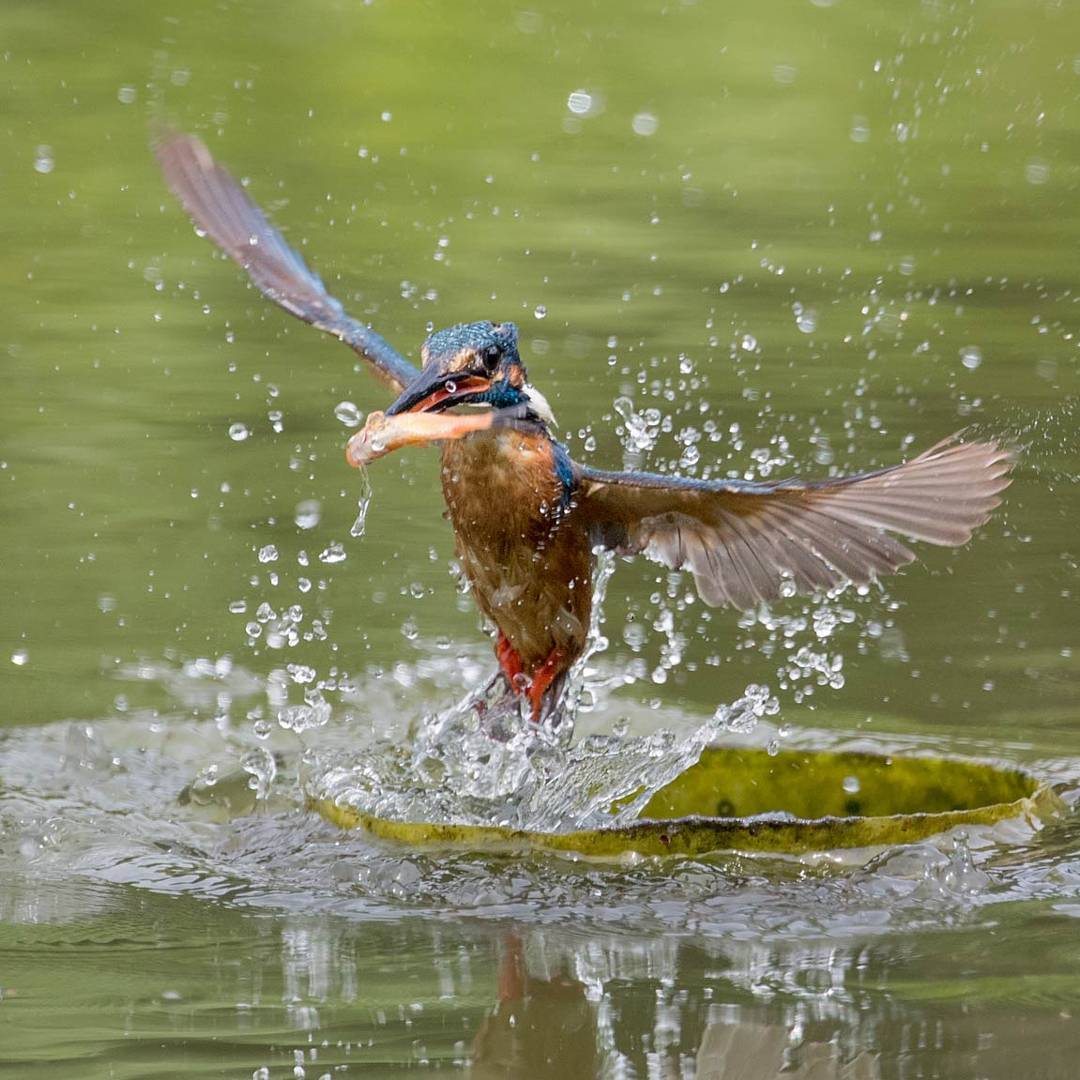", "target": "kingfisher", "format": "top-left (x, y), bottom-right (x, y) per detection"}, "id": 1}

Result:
top-left (157, 133), bottom-right (1013, 723)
